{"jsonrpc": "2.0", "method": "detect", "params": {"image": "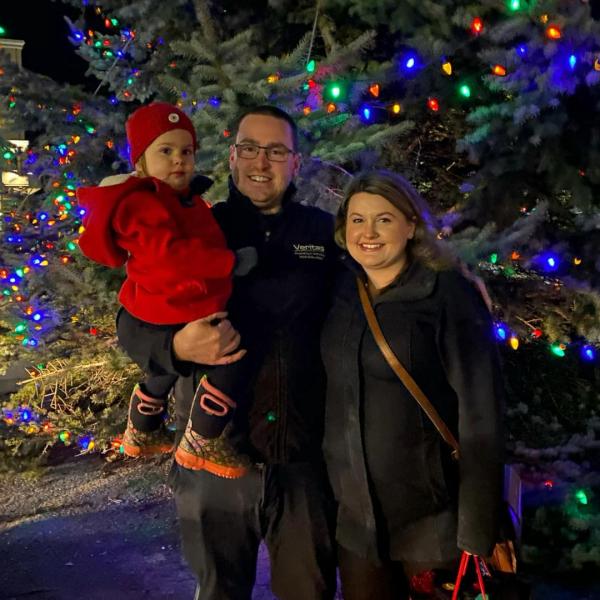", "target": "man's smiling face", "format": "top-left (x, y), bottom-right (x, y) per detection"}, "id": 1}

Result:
top-left (229, 114), bottom-right (300, 214)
